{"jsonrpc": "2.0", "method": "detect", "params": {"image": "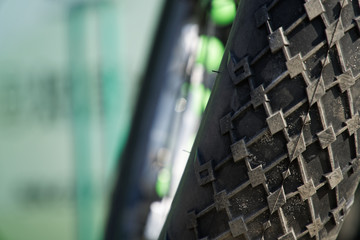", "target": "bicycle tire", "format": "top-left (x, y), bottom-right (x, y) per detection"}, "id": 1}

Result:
top-left (160, 0), bottom-right (360, 239)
